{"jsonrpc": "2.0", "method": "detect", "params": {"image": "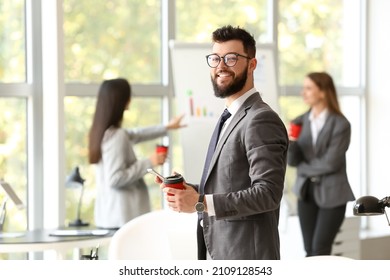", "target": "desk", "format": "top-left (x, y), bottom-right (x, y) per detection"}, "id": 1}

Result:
top-left (0, 228), bottom-right (116, 260)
